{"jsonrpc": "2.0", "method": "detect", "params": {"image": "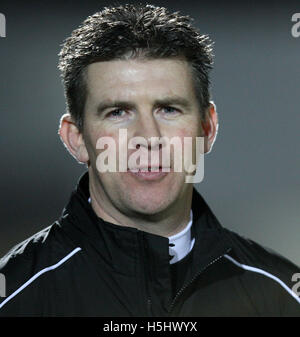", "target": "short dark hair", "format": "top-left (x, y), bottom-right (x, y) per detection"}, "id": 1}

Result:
top-left (58, 4), bottom-right (214, 132)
